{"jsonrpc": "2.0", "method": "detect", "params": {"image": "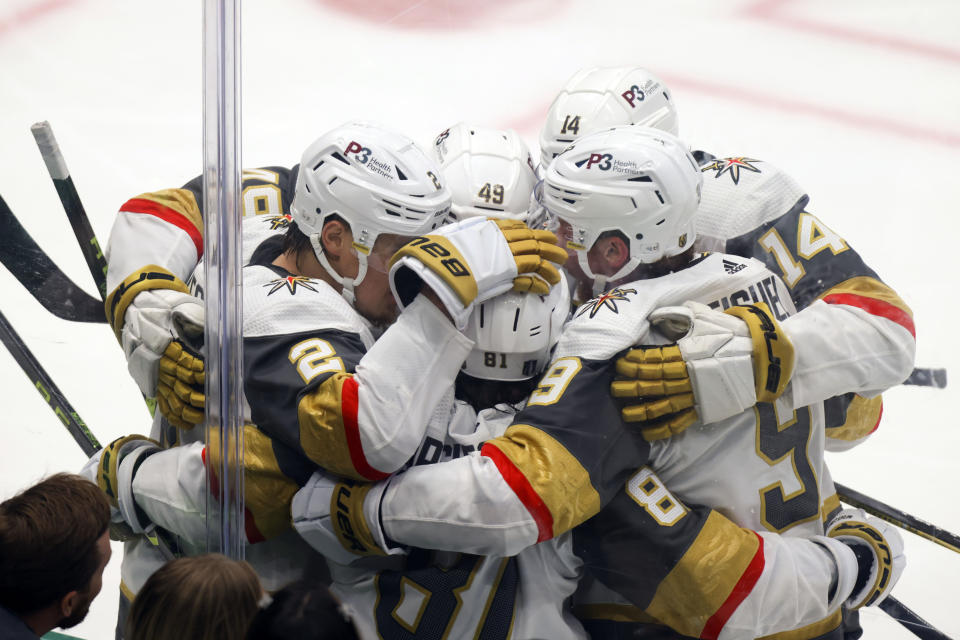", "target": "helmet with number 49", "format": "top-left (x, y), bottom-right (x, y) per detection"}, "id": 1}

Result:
top-left (538, 67), bottom-right (679, 171)
top-left (433, 122), bottom-right (538, 222)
